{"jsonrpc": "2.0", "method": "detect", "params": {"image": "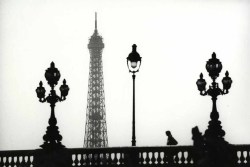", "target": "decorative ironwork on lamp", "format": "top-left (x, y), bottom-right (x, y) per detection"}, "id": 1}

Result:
top-left (196, 52), bottom-right (232, 141)
top-left (36, 62), bottom-right (69, 150)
